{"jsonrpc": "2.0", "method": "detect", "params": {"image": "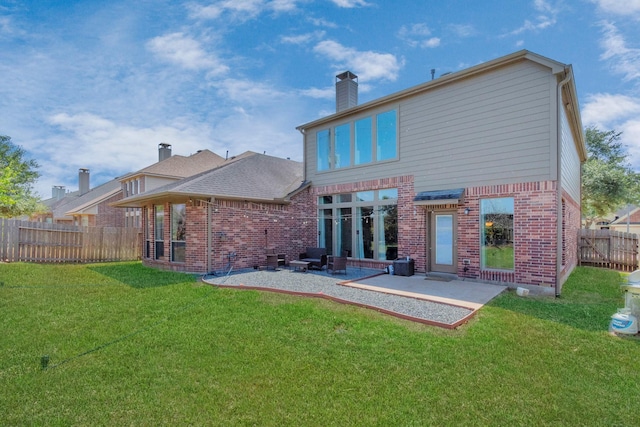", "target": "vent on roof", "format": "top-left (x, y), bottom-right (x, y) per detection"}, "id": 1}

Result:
top-left (336, 71), bottom-right (358, 113)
